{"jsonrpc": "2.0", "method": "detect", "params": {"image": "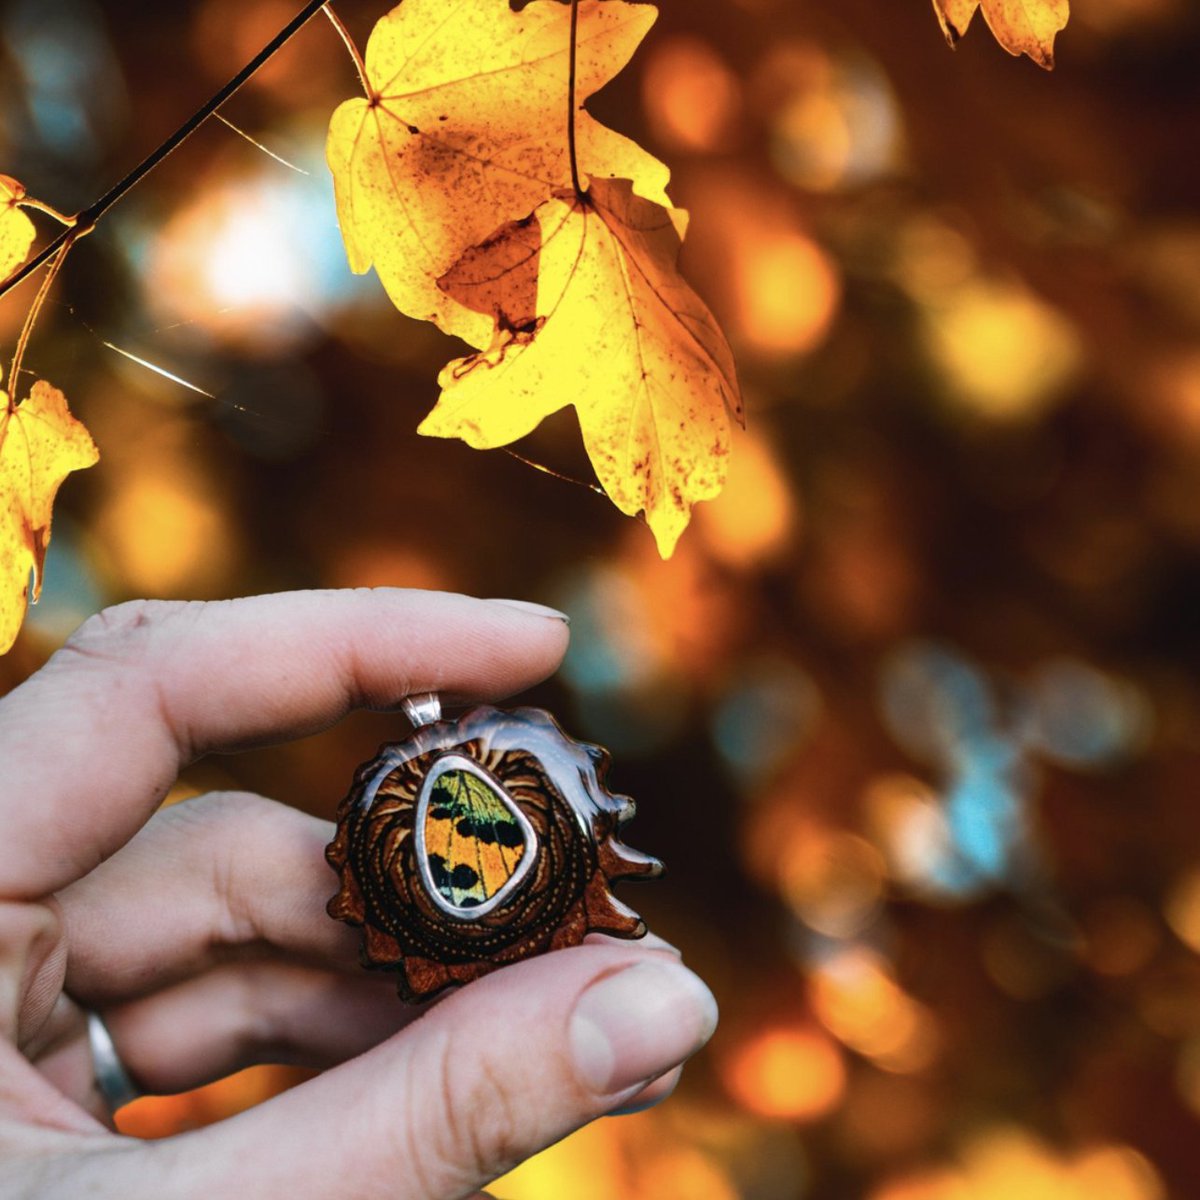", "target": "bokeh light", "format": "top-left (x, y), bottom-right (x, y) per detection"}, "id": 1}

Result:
top-left (142, 150), bottom-right (359, 352)
top-left (696, 424), bottom-right (799, 568)
top-left (809, 946), bottom-right (939, 1074)
top-left (723, 1026), bottom-right (847, 1122)
top-left (758, 43), bottom-right (904, 192)
top-left (3, 0), bottom-right (1199, 1195)
top-left (642, 35), bottom-right (742, 154)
